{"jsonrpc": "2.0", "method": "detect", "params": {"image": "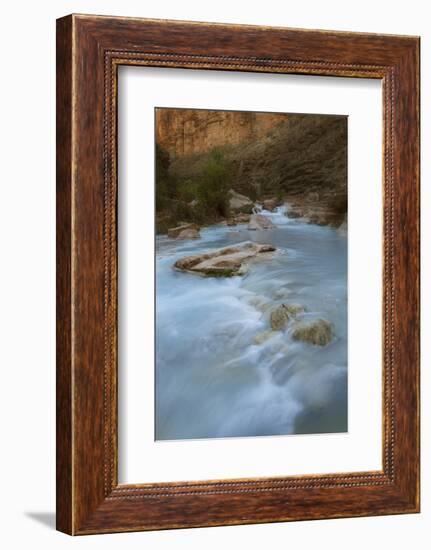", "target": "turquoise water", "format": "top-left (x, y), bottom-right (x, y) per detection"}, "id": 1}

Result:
top-left (155, 206), bottom-right (347, 440)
